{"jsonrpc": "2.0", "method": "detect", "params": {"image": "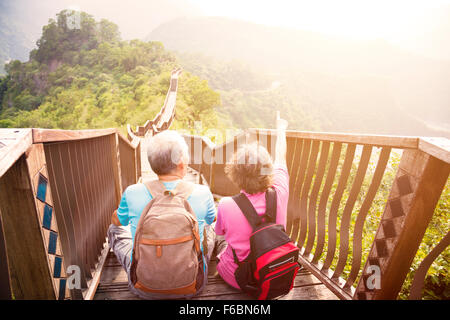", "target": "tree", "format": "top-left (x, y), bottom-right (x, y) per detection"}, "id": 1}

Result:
top-left (0, 10), bottom-right (227, 138)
